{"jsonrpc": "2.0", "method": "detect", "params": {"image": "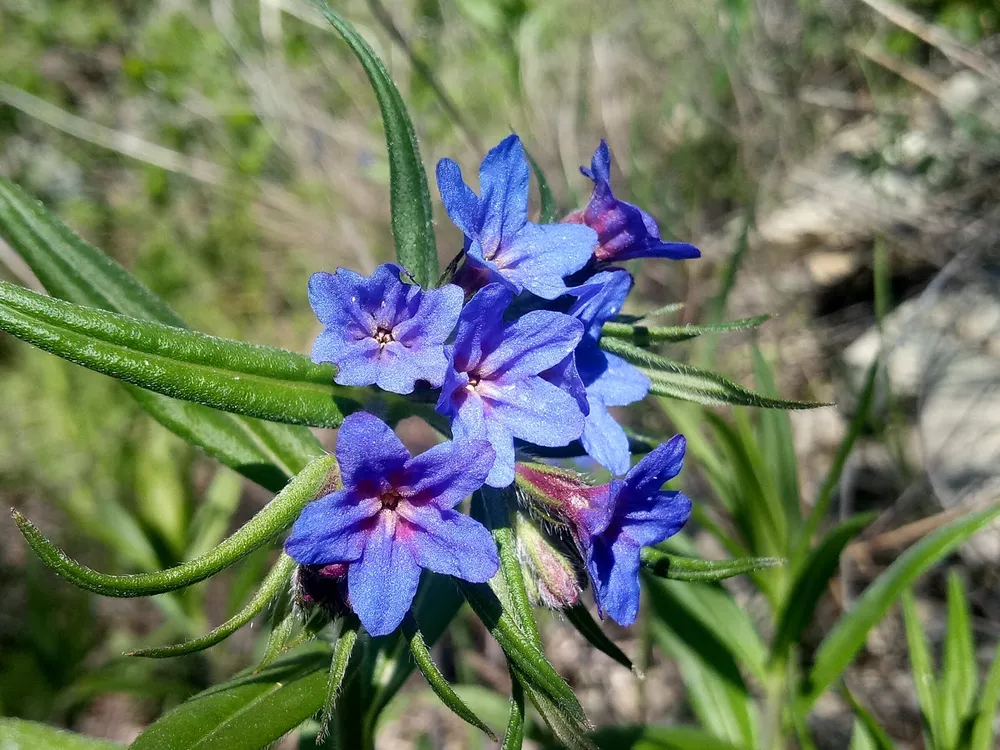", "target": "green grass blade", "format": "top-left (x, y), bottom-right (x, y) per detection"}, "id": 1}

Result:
top-left (805, 505), bottom-right (1000, 705)
top-left (0, 280), bottom-right (362, 428)
top-left (771, 514), bottom-right (875, 662)
top-left (586, 725), bottom-right (744, 749)
top-left (900, 590), bottom-right (939, 748)
top-left (752, 347), bottom-right (801, 529)
top-left (13, 456), bottom-right (337, 597)
top-left (842, 685), bottom-right (896, 750)
top-left (307, 0), bottom-right (438, 287)
top-left (128, 554), bottom-right (296, 658)
top-left (0, 720), bottom-right (123, 750)
top-left (970, 641), bottom-right (1000, 750)
top-left (940, 571), bottom-right (976, 749)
